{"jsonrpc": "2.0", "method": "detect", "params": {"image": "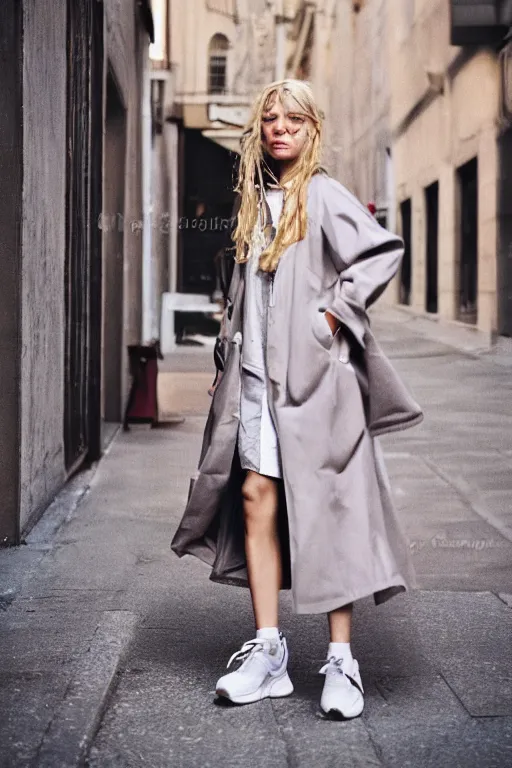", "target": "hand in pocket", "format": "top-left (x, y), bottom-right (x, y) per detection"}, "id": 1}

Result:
top-left (323, 310), bottom-right (340, 336)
